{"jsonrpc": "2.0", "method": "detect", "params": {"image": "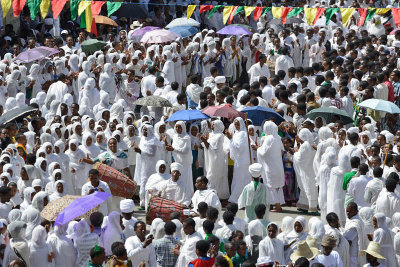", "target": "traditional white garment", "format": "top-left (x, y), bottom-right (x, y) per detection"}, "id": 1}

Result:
top-left (77, 61), bottom-right (93, 90)
top-left (248, 62), bottom-right (271, 84)
top-left (275, 54), bottom-right (294, 74)
top-left (316, 150), bottom-right (336, 222)
top-left (293, 129), bottom-right (317, 211)
top-left (73, 220), bottom-right (101, 267)
top-left (324, 225), bottom-right (350, 267)
top-left (229, 118), bottom-right (251, 203)
top-left (29, 225), bottom-right (55, 267)
top-left (364, 177), bottom-right (385, 210)
top-left (344, 214), bottom-right (367, 267)
top-left (186, 83), bottom-right (202, 105)
top-left (373, 213), bottom-right (396, 267)
top-left (161, 51), bottom-right (175, 84)
top-left (375, 188), bottom-right (400, 218)
top-left (65, 139), bottom-right (86, 193)
top-left (125, 235), bottom-right (157, 267)
top-left (284, 216), bottom-right (308, 263)
top-left (257, 121), bottom-right (285, 204)
top-left (203, 120), bottom-right (229, 199)
top-left (47, 224), bottom-right (77, 267)
top-left (171, 121), bottom-right (193, 197)
top-left (359, 207), bottom-right (375, 236)
top-left (3, 221), bottom-right (30, 267)
top-left (21, 207), bottom-right (41, 240)
top-left (192, 188), bottom-right (222, 213)
top-left (101, 211), bottom-right (125, 256)
top-left (259, 223), bottom-right (285, 264)
top-left (348, 174), bottom-right (372, 208)
top-left (81, 180), bottom-right (111, 216)
top-left (176, 232), bottom-right (202, 267)
top-left (49, 180), bottom-right (67, 202)
top-left (314, 251), bottom-right (343, 267)
top-left (99, 63), bottom-right (117, 101)
top-left (154, 177), bottom-right (190, 206)
top-left (144, 160), bottom-right (170, 209)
